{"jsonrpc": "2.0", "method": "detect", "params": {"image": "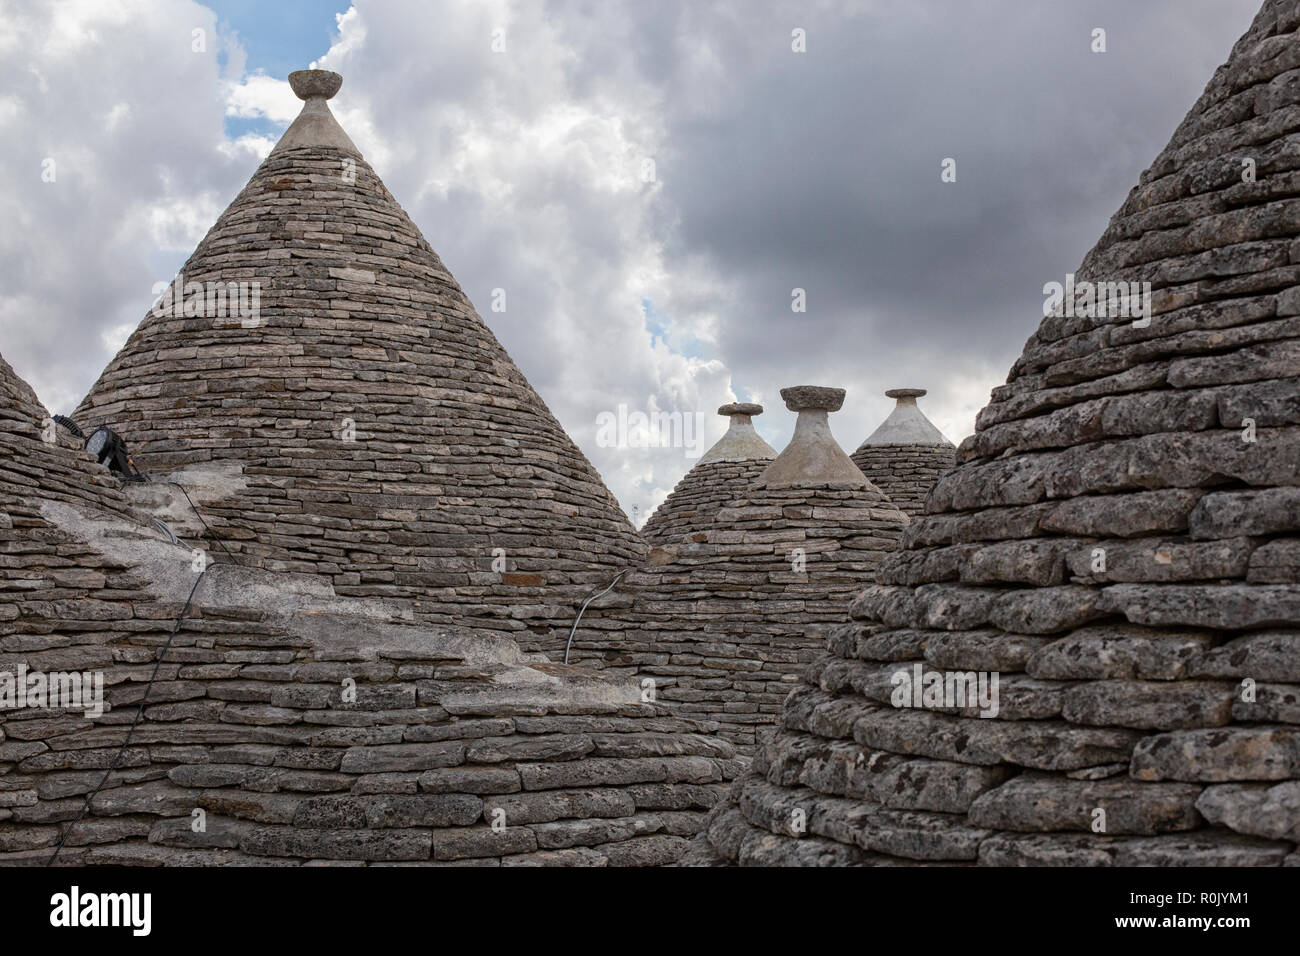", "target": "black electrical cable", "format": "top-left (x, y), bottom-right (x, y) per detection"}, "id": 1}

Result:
top-left (145, 476), bottom-right (239, 564)
top-left (47, 568), bottom-right (207, 865)
top-left (46, 475), bottom-right (238, 865)
top-left (50, 414), bottom-right (84, 440)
